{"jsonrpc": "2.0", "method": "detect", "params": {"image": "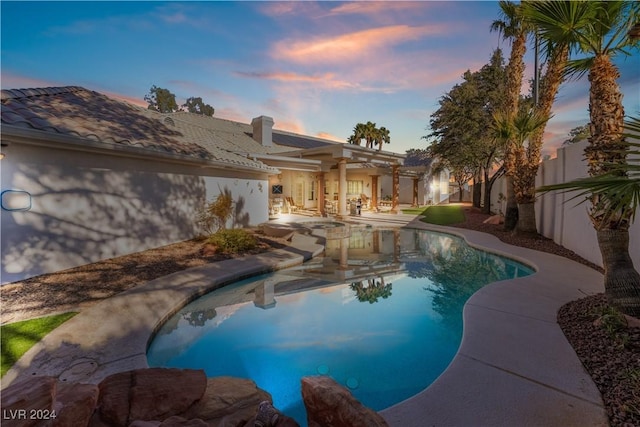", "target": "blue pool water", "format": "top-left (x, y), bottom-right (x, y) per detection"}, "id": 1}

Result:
top-left (147, 227), bottom-right (533, 425)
